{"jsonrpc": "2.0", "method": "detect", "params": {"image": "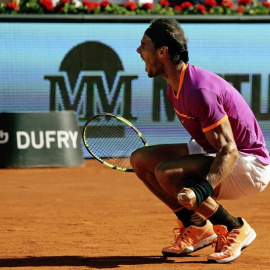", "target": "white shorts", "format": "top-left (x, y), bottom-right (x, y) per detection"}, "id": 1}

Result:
top-left (187, 140), bottom-right (270, 200)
